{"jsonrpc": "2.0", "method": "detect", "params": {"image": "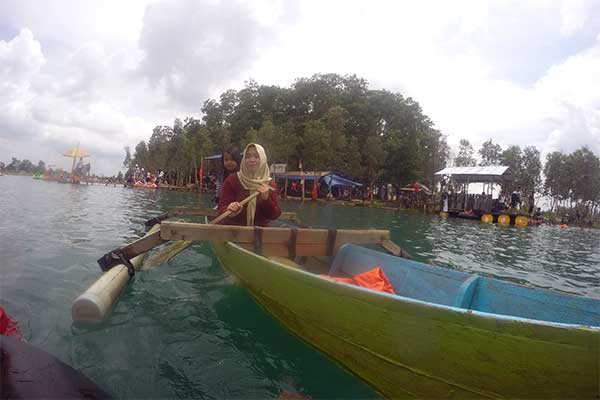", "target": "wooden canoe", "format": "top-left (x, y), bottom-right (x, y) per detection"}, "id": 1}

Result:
top-left (211, 241), bottom-right (600, 399)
